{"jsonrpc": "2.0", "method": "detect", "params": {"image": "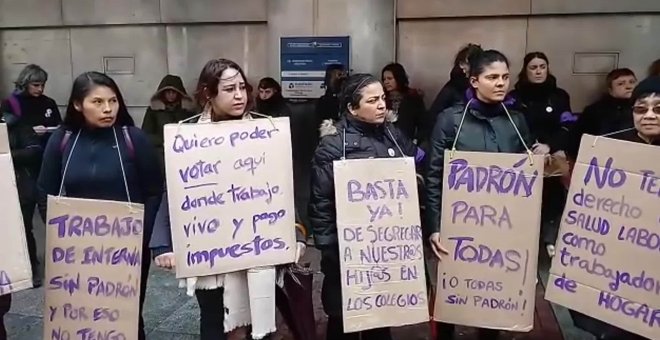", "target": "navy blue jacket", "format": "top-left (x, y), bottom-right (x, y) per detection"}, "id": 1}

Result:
top-left (37, 126), bottom-right (163, 240)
